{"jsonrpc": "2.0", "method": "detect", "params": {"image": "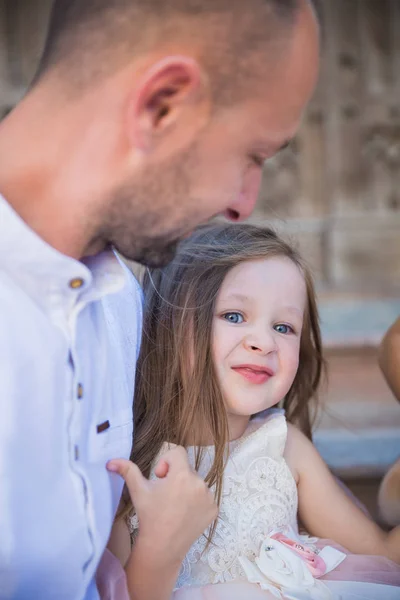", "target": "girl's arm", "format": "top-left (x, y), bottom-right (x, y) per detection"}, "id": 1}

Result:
top-left (107, 516), bottom-right (131, 567)
top-left (124, 534), bottom-right (183, 600)
top-left (105, 516), bottom-right (183, 600)
top-left (285, 424), bottom-right (400, 564)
